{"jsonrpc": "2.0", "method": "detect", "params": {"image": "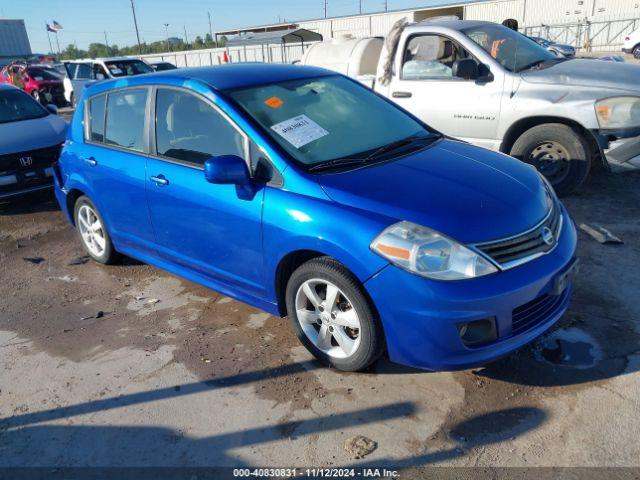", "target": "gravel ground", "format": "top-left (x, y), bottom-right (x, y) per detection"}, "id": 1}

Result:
top-left (1, 162), bottom-right (639, 473)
